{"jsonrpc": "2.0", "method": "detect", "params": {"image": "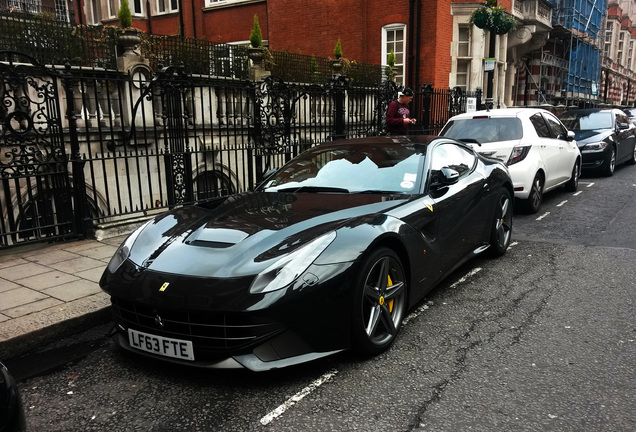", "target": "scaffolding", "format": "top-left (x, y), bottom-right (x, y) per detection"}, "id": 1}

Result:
top-left (545, 0), bottom-right (606, 105)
